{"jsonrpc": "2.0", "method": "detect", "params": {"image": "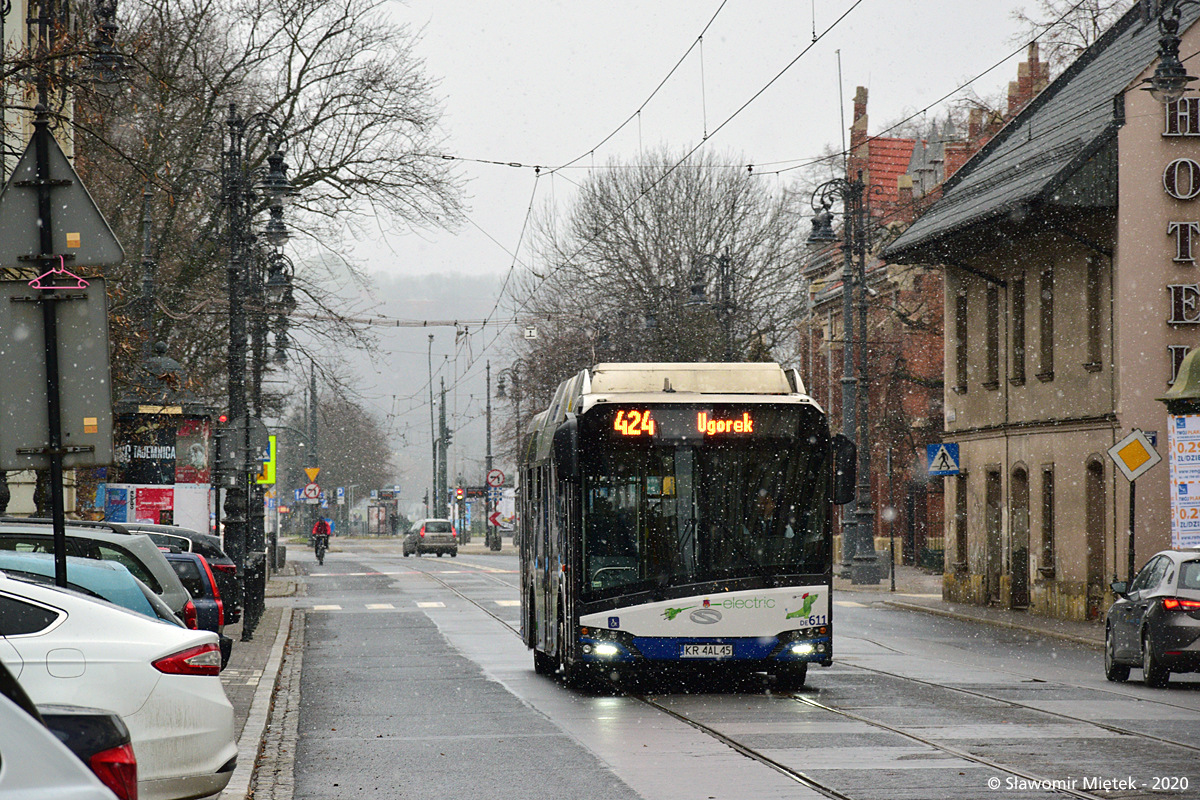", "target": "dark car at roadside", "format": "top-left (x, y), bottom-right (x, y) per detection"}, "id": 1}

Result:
top-left (1105, 547), bottom-right (1200, 687)
top-left (163, 550), bottom-right (234, 669)
top-left (101, 522), bottom-right (242, 625)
